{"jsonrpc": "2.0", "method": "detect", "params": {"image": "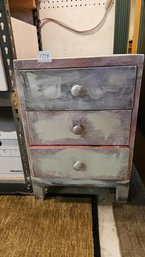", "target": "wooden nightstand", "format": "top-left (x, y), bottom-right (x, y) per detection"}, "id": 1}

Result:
top-left (14, 54), bottom-right (144, 202)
